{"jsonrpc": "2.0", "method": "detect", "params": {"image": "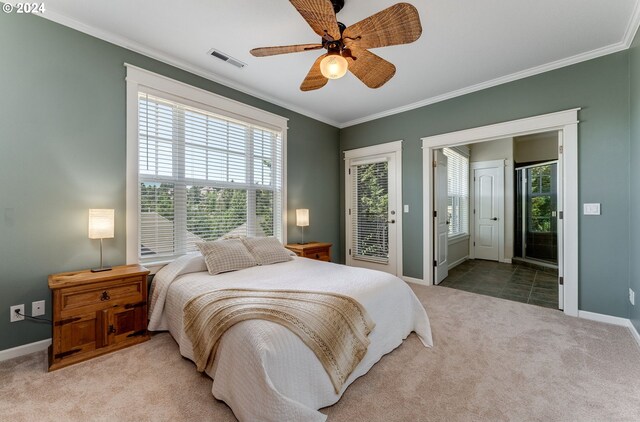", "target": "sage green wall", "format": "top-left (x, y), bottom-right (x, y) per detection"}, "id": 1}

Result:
top-left (629, 31), bottom-right (640, 333)
top-left (0, 13), bottom-right (340, 351)
top-left (340, 52), bottom-right (631, 318)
